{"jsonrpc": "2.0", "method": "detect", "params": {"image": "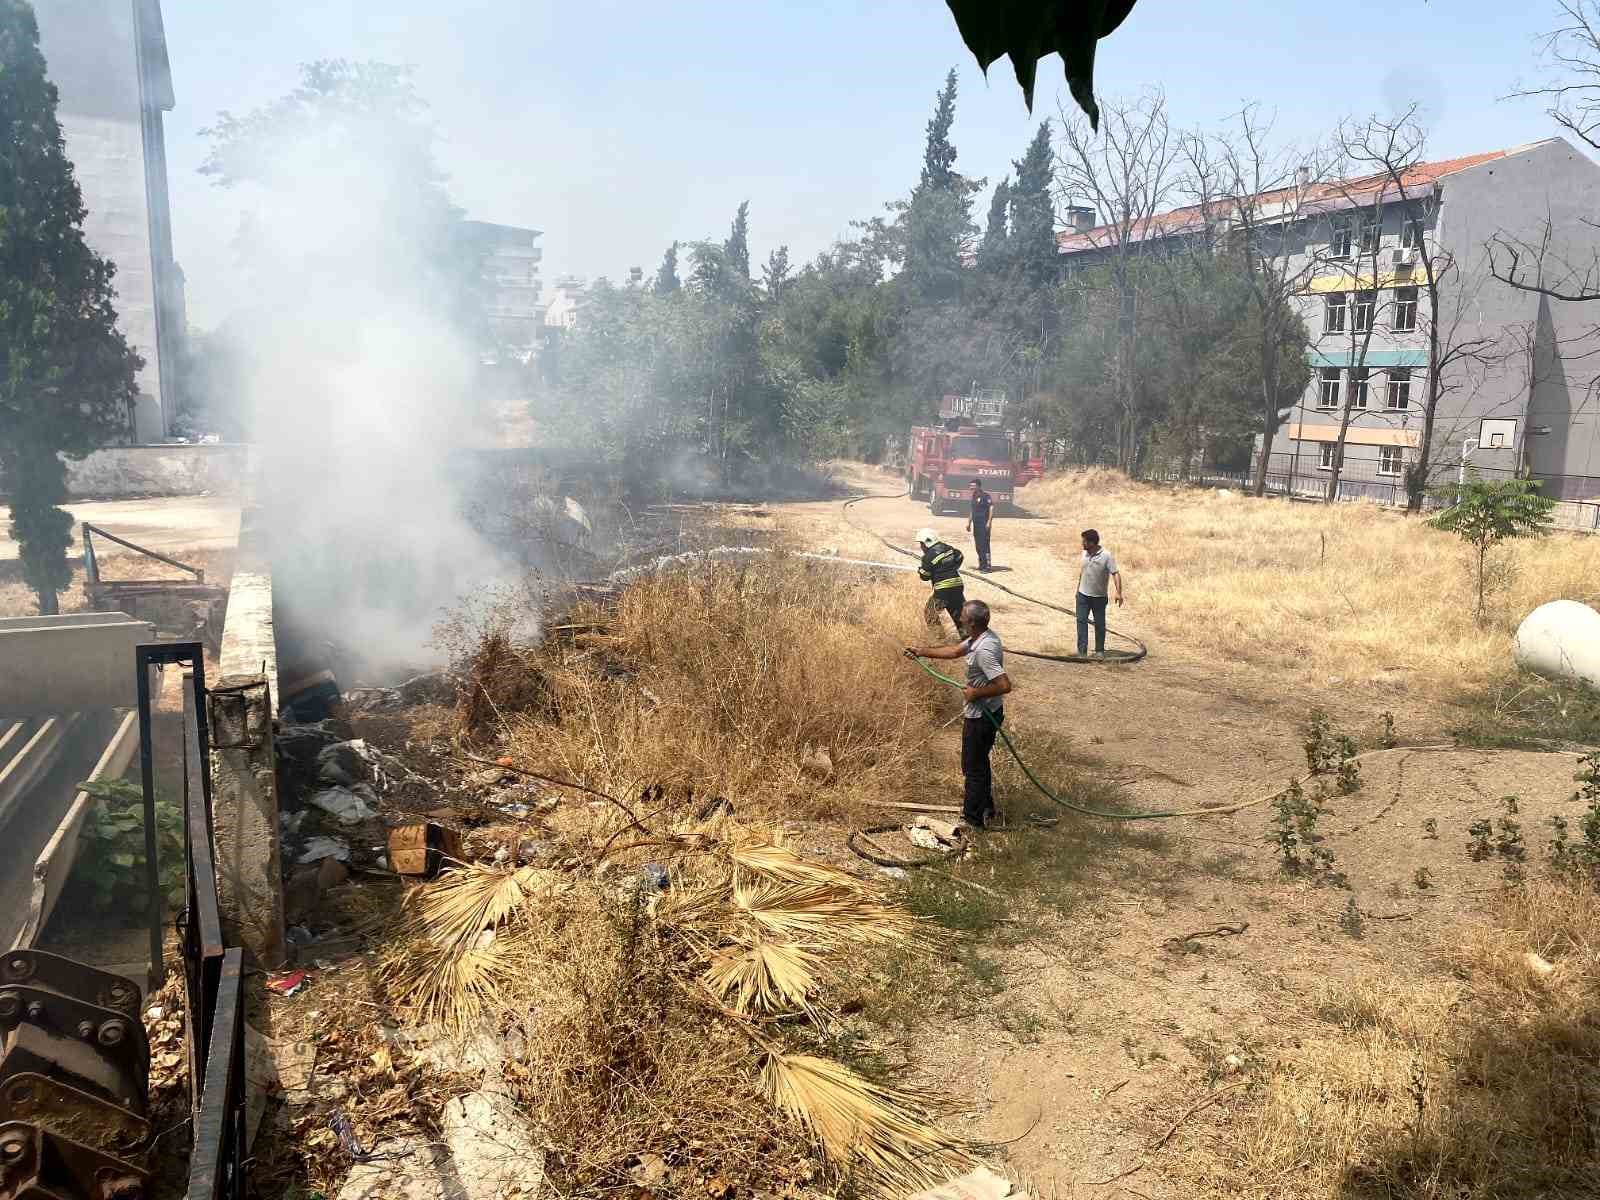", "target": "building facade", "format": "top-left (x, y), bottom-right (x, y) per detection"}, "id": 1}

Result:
top-left (1057, 138), bottom-right (1600, 500)
top-left (542, 275), bottom-right (588, 331)
top-left (461, 220), bottom-right (542, 363)
top-left (33, 0), bottom-right (183, 443)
